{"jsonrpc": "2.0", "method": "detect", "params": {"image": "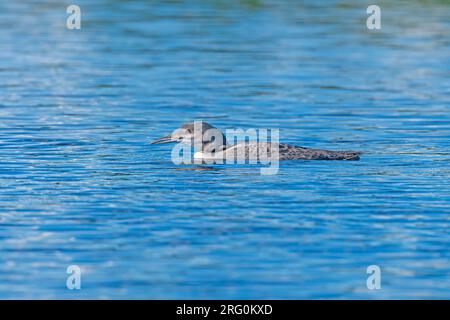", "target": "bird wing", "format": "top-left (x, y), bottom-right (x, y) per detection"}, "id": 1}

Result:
top-left (279, 144), bottom-right (361, 160)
